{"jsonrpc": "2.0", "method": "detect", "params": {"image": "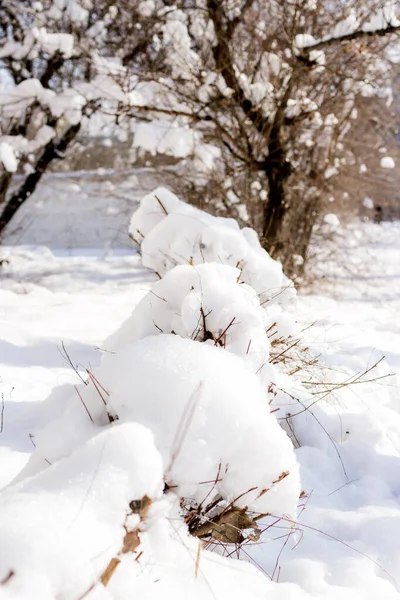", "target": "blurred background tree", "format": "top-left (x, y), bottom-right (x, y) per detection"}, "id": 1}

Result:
top-left (1, 0), bottom-right (400, 274)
